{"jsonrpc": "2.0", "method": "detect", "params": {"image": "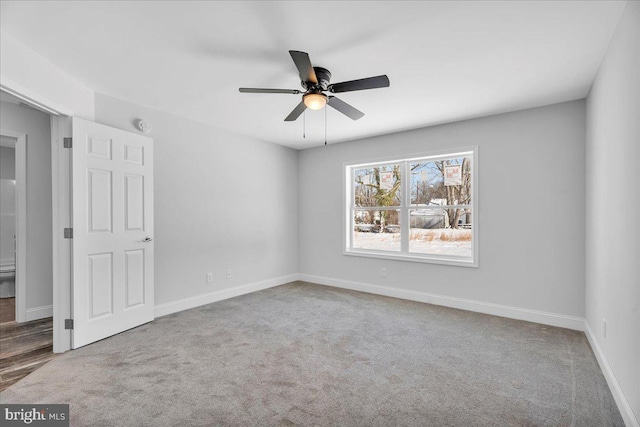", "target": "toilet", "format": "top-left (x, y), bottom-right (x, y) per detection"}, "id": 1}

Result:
top-left (0, 261), bottom-right (15, 298)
